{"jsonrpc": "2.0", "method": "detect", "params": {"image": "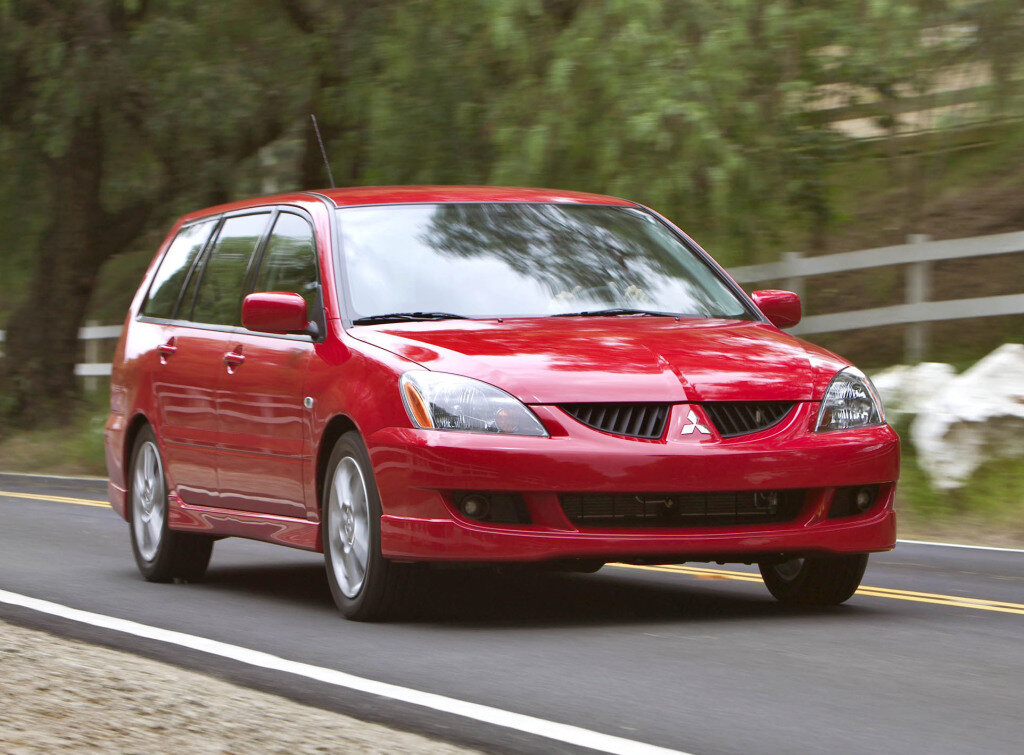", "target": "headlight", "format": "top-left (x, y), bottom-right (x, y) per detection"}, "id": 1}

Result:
top-left (400, 371), bottom-right (548, 437)
top-left (815, 367), bottom-right (884, 432)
